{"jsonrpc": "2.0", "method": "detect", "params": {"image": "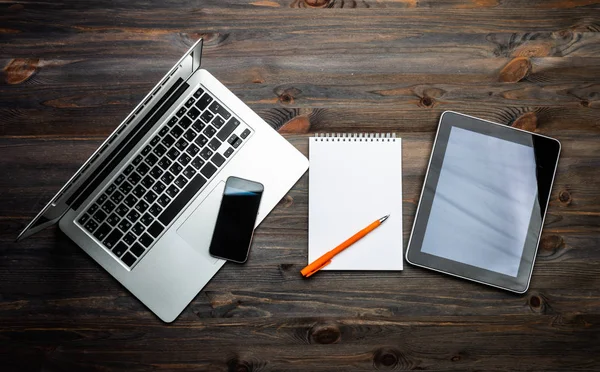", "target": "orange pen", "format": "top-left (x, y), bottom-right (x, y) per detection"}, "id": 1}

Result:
top-left (301, 215), bottom-right (390, 278)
